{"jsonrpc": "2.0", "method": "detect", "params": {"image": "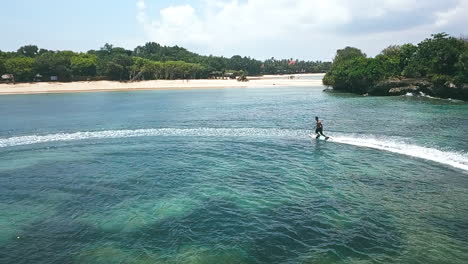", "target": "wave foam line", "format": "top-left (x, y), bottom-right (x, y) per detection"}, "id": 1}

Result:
top-left (328, 134), bottom-right (468, 171)
top-left (0, 128), bottom-right (305, 148)
top-left (1, 129), bottom-right (467, 171)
